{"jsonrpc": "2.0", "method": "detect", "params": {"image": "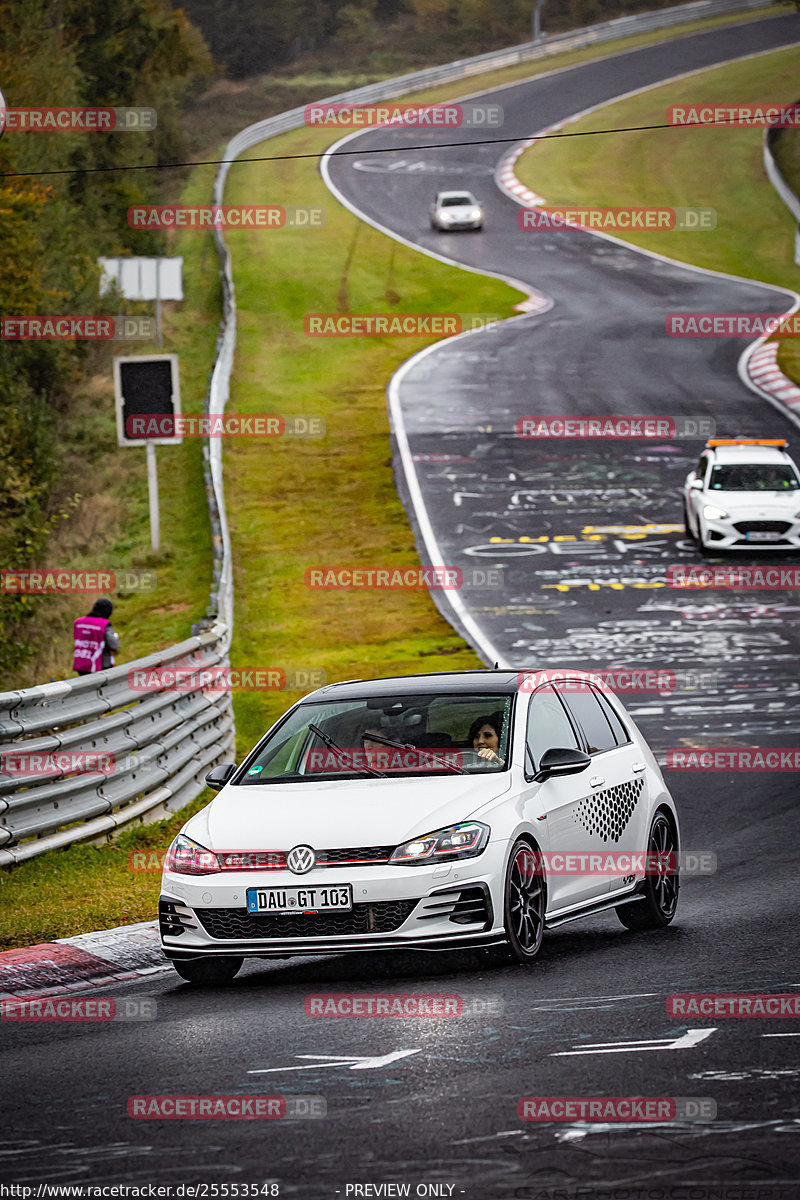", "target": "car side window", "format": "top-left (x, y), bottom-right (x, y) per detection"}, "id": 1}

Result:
top-left (594, 689), bottom-right (631, 747)
top-left (526, 686), bottom-right (581, 774)
top-left (558, 686), bottom-right (616, 754)
top-left (695, 454), bottom-right (708, 481)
